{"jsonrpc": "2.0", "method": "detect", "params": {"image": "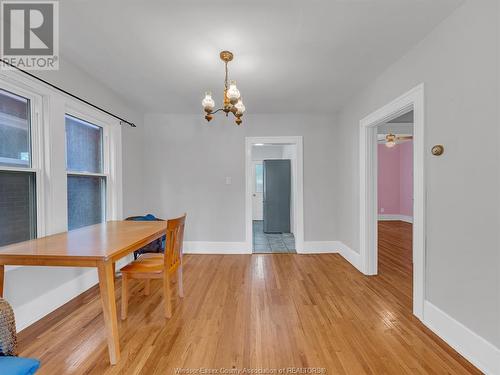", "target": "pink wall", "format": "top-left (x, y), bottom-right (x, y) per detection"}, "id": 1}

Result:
top-left (377, 141), bottom-right (413, 217)
top-left (399, 141), bottom-right (413, 217)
